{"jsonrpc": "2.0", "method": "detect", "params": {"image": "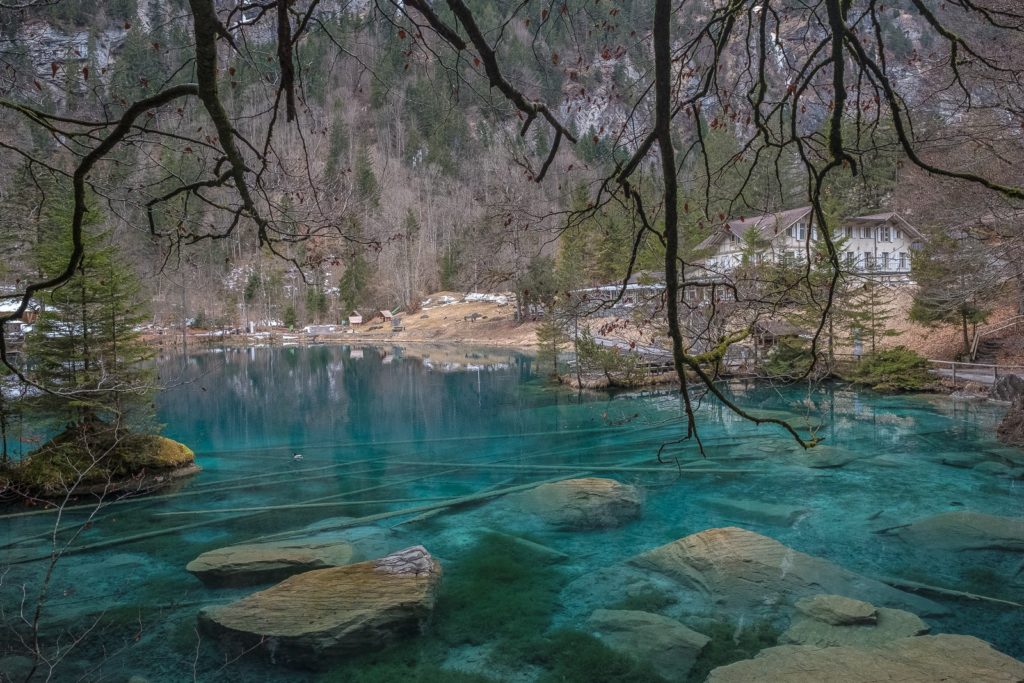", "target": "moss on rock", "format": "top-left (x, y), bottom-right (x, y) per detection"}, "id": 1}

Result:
top-left (1, 427), bottom-right (196, 498)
